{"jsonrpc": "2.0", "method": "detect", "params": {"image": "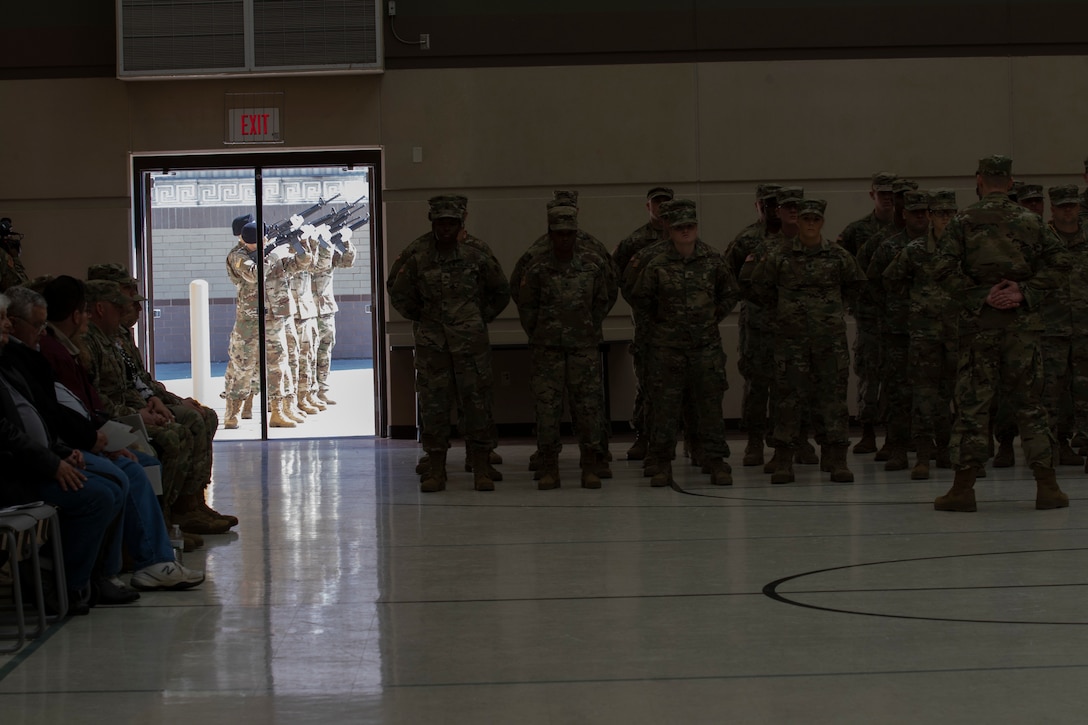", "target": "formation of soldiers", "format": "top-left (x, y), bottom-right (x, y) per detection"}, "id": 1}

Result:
top-left (387, 154), bottom-right (1085, 511)
top-left (222, 211), bottom-right (356, 428)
